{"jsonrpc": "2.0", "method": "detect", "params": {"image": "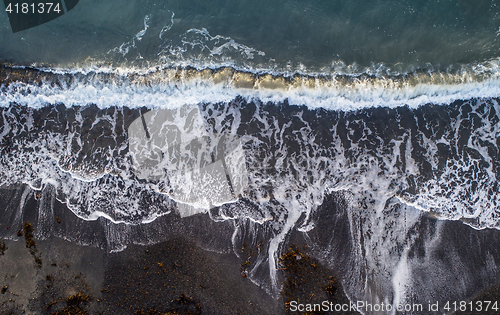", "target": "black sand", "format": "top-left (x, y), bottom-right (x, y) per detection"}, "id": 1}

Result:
top-left (0, 227), bottom-right (361, 315)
